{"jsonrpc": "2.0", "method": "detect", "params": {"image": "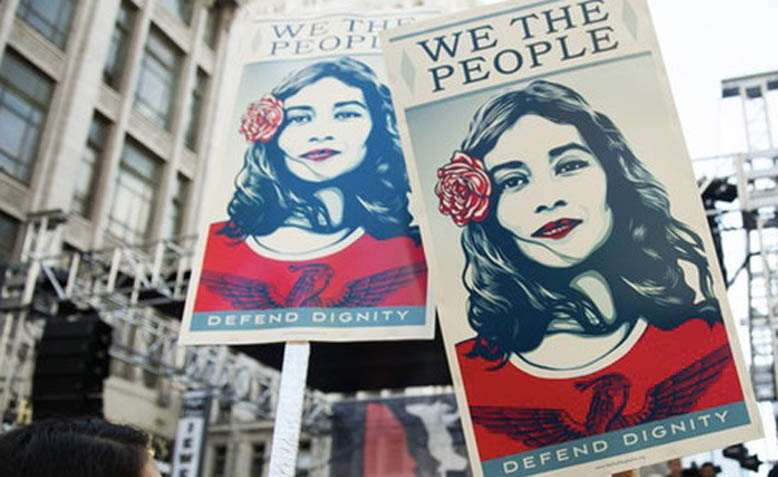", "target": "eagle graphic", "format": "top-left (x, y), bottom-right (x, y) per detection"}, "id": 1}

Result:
top-left (469, 344), bottom-right (732, 449)
top-left (199, 261), bottom-right (426, 309)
